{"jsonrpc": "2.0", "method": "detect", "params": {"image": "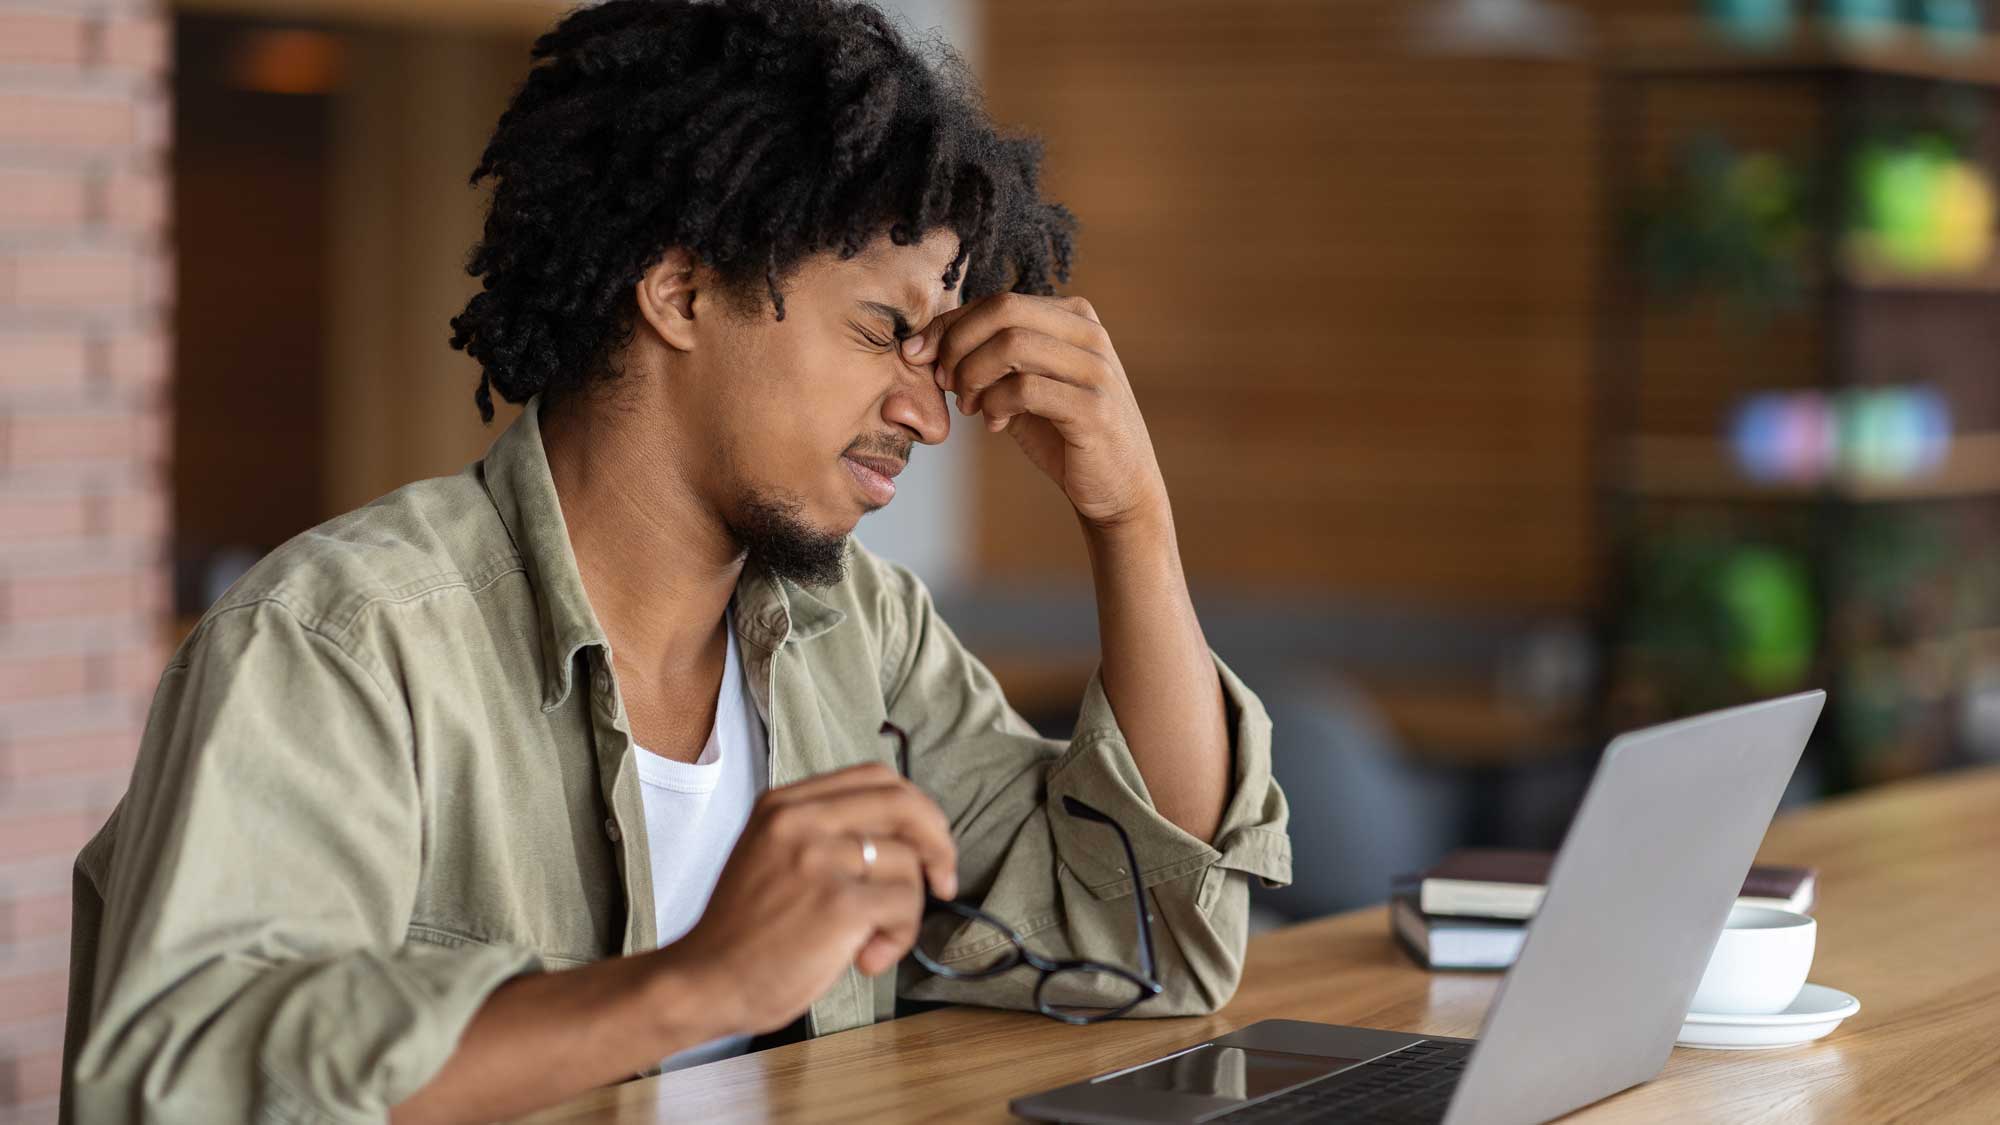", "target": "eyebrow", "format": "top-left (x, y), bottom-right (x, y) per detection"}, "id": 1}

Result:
top-left (856, 299), bottom-right (917, 338)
